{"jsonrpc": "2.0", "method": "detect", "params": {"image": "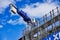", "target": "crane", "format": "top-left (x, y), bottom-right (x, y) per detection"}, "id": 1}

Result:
top-left (10, 4), bottom-right (36, 24)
